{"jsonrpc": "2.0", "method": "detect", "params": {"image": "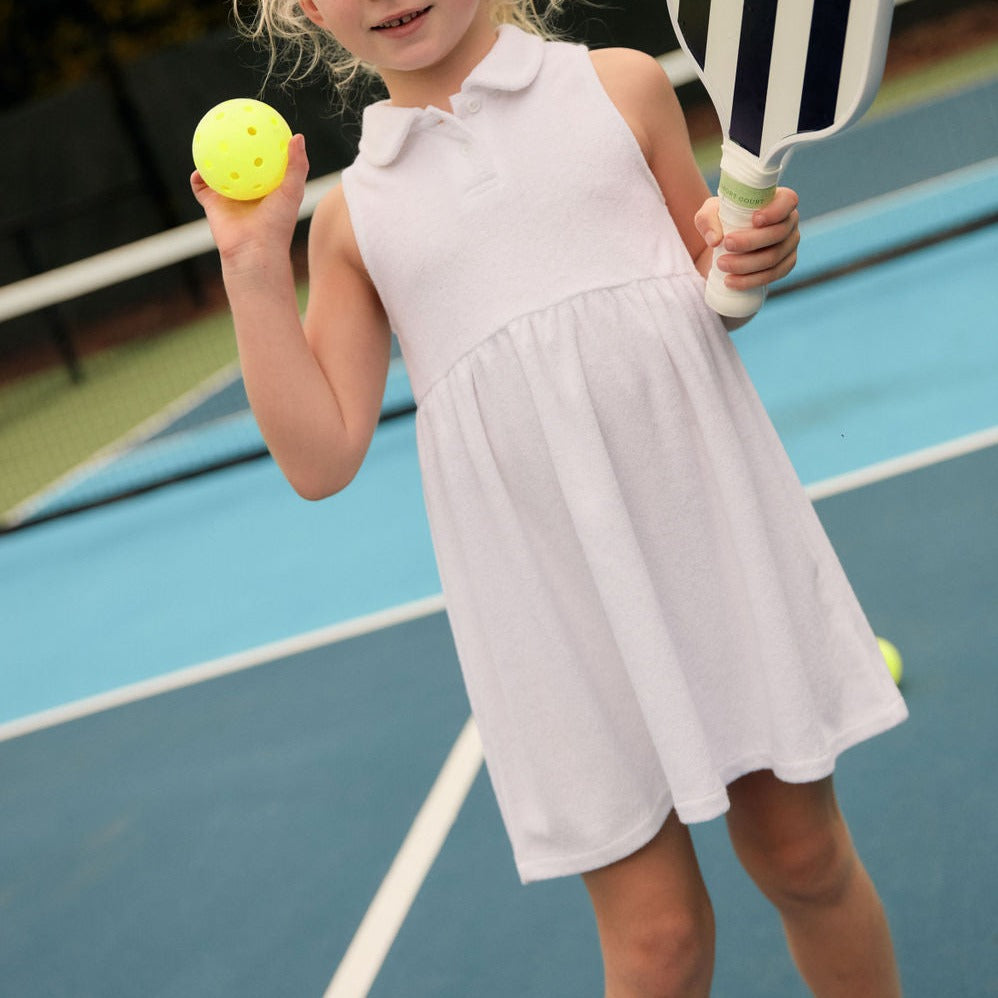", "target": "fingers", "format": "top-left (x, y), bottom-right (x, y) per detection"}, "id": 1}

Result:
top-left (718, 239), bottom-right (798, 290)
top-left (277, 134), bottom-right (309, 195)
top-left (287, 133), bottom-right (308, 175)
top-left (715, 226), bottom-right (799, 290)
top-left (720, 191), bottom-right (799, 255)
top-left (694, 196), bottom-right (723, 249)
top-left (713, 186), bottom-right (800, 289)
top-left (751, 186), bottom-right (799, 229)
top-left (190, 170), bottom-right (209, 201)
